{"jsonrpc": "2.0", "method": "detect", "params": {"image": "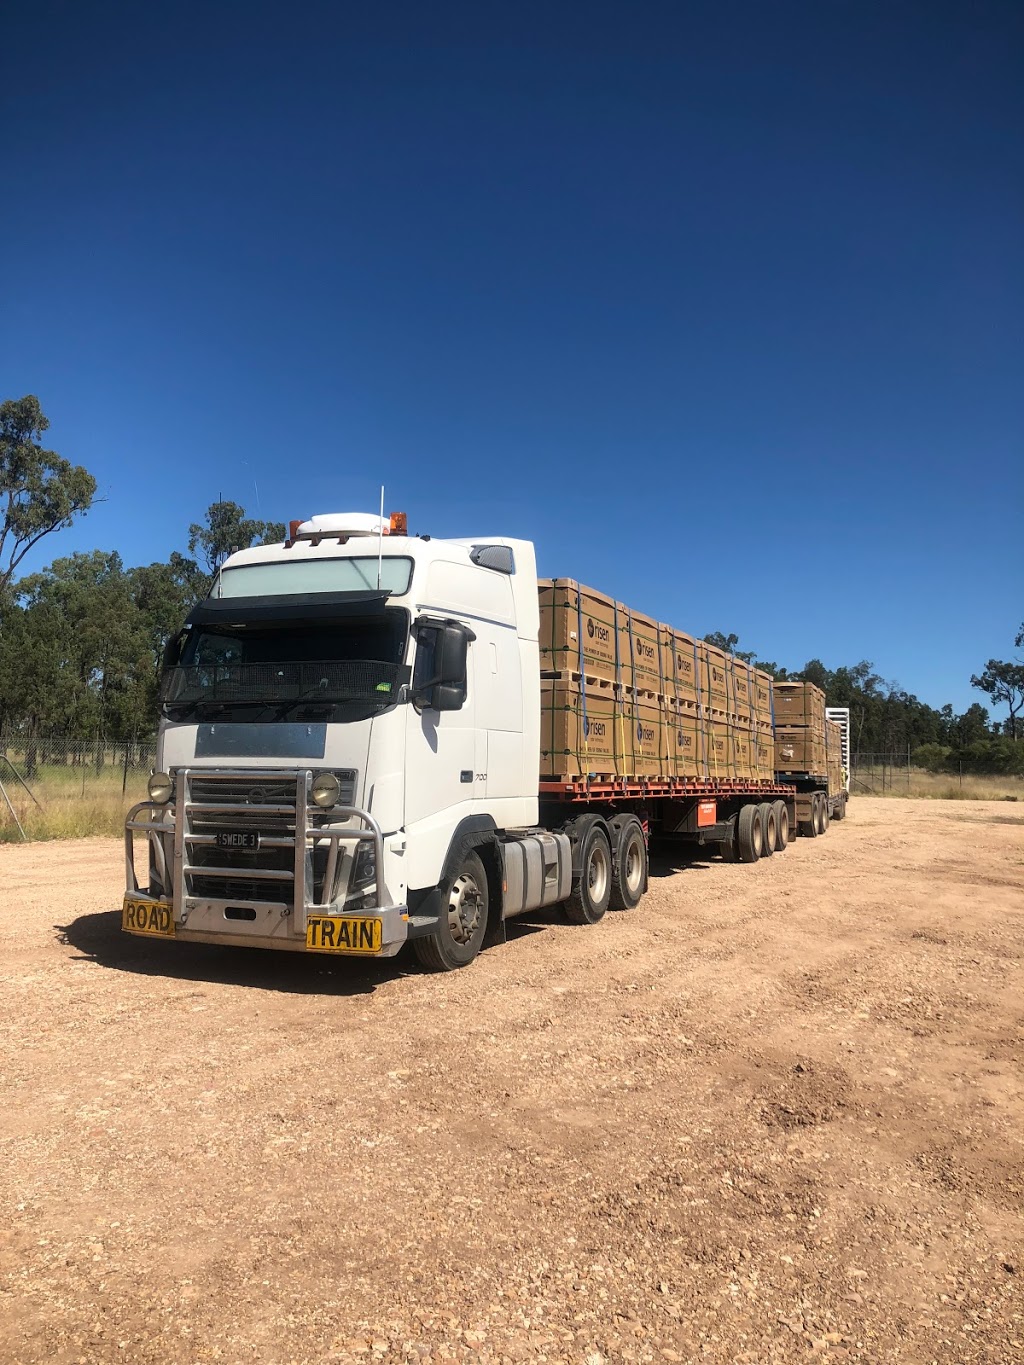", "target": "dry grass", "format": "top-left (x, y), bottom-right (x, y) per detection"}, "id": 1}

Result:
top-left (852, 766), bottom-right (1023, 801)
top-left (0, 767), bottom-right (149, 842)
